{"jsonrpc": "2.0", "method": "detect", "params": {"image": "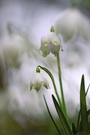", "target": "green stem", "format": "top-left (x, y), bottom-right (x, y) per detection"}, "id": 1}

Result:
top-left (56, 53), bottom-right (67, 119)
top-left (38, 65), bottom-right (62, 108)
